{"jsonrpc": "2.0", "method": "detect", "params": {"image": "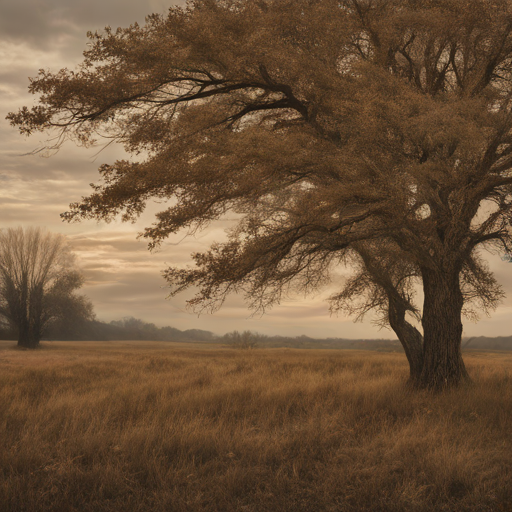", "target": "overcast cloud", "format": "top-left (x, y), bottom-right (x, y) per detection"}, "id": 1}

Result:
top-left (1, 0), bottom-right (512, 339)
